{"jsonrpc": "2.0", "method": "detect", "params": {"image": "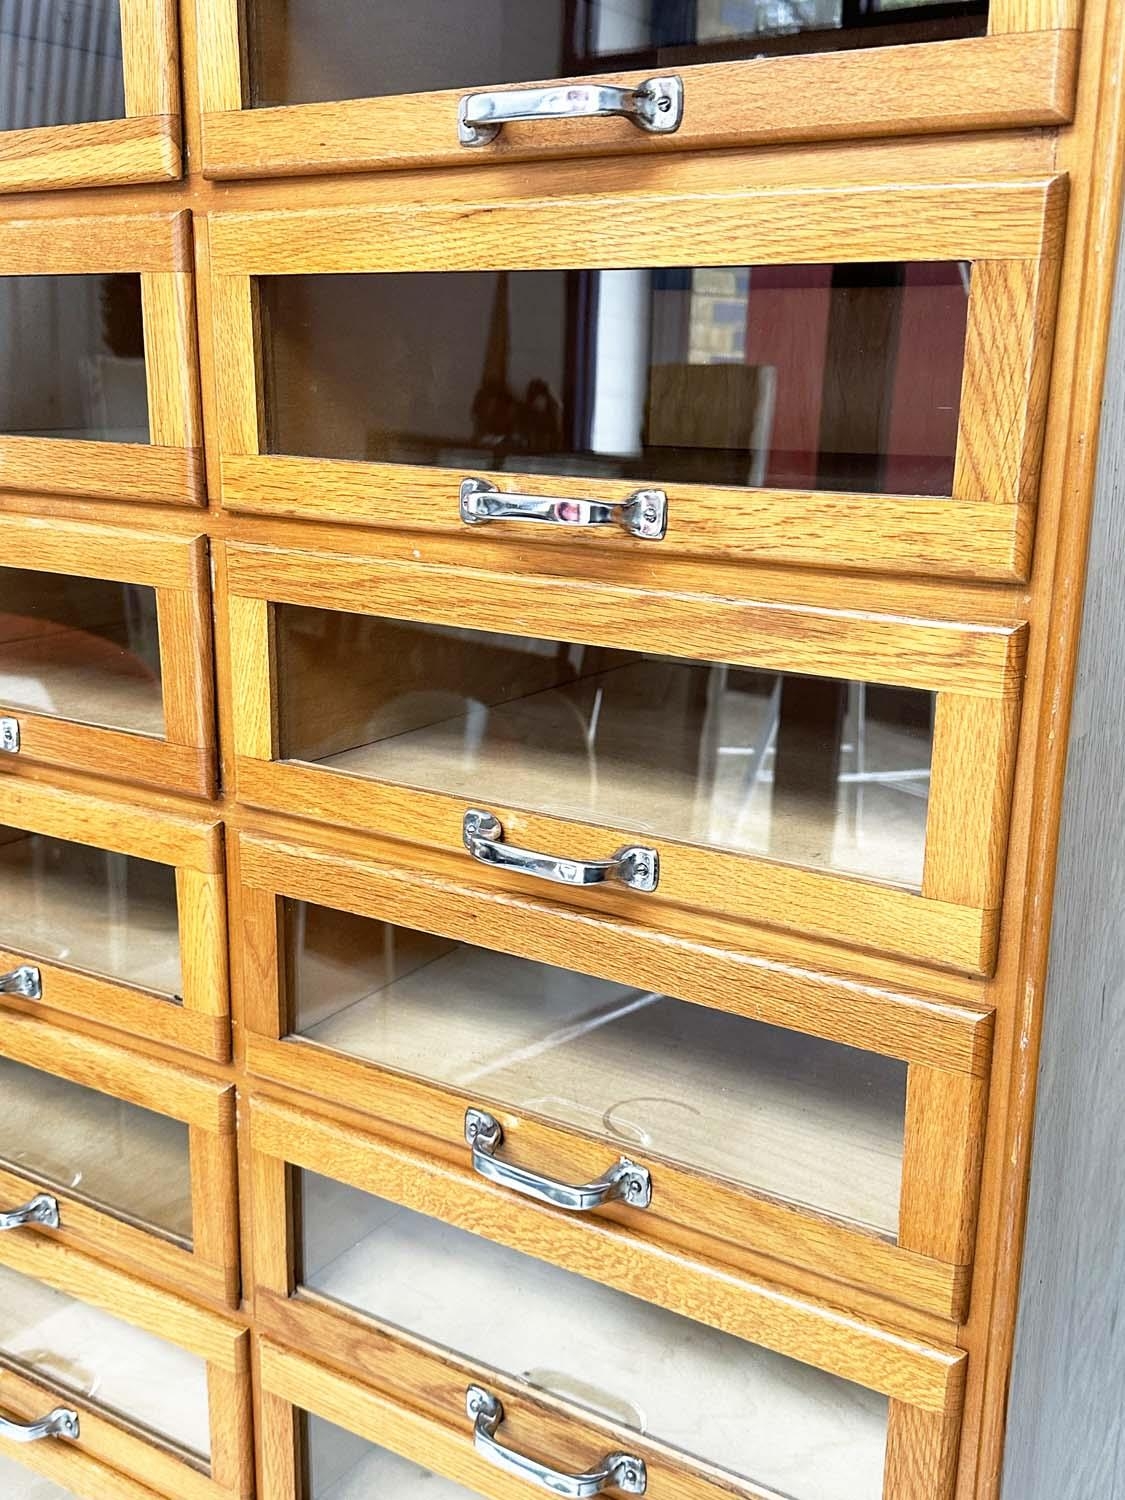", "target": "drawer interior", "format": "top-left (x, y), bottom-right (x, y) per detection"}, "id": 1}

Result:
top-left (0, 827), bottom-right (182, 997)
top-left (0, 569), bottom-right (163, 738)
top-left (0, 1056), bottom-right (192, 1244)
top-left (284, 898), bottom-right (908, 1236)
top-left (294, 1168), bottom-right (889, 1499)
top-left (0, 1262), bottom-right (211, 1464)
top-left (301, 1407), bottom-right (471, 1500)
top-left (0, 1451), bottom-right (78, 1498)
